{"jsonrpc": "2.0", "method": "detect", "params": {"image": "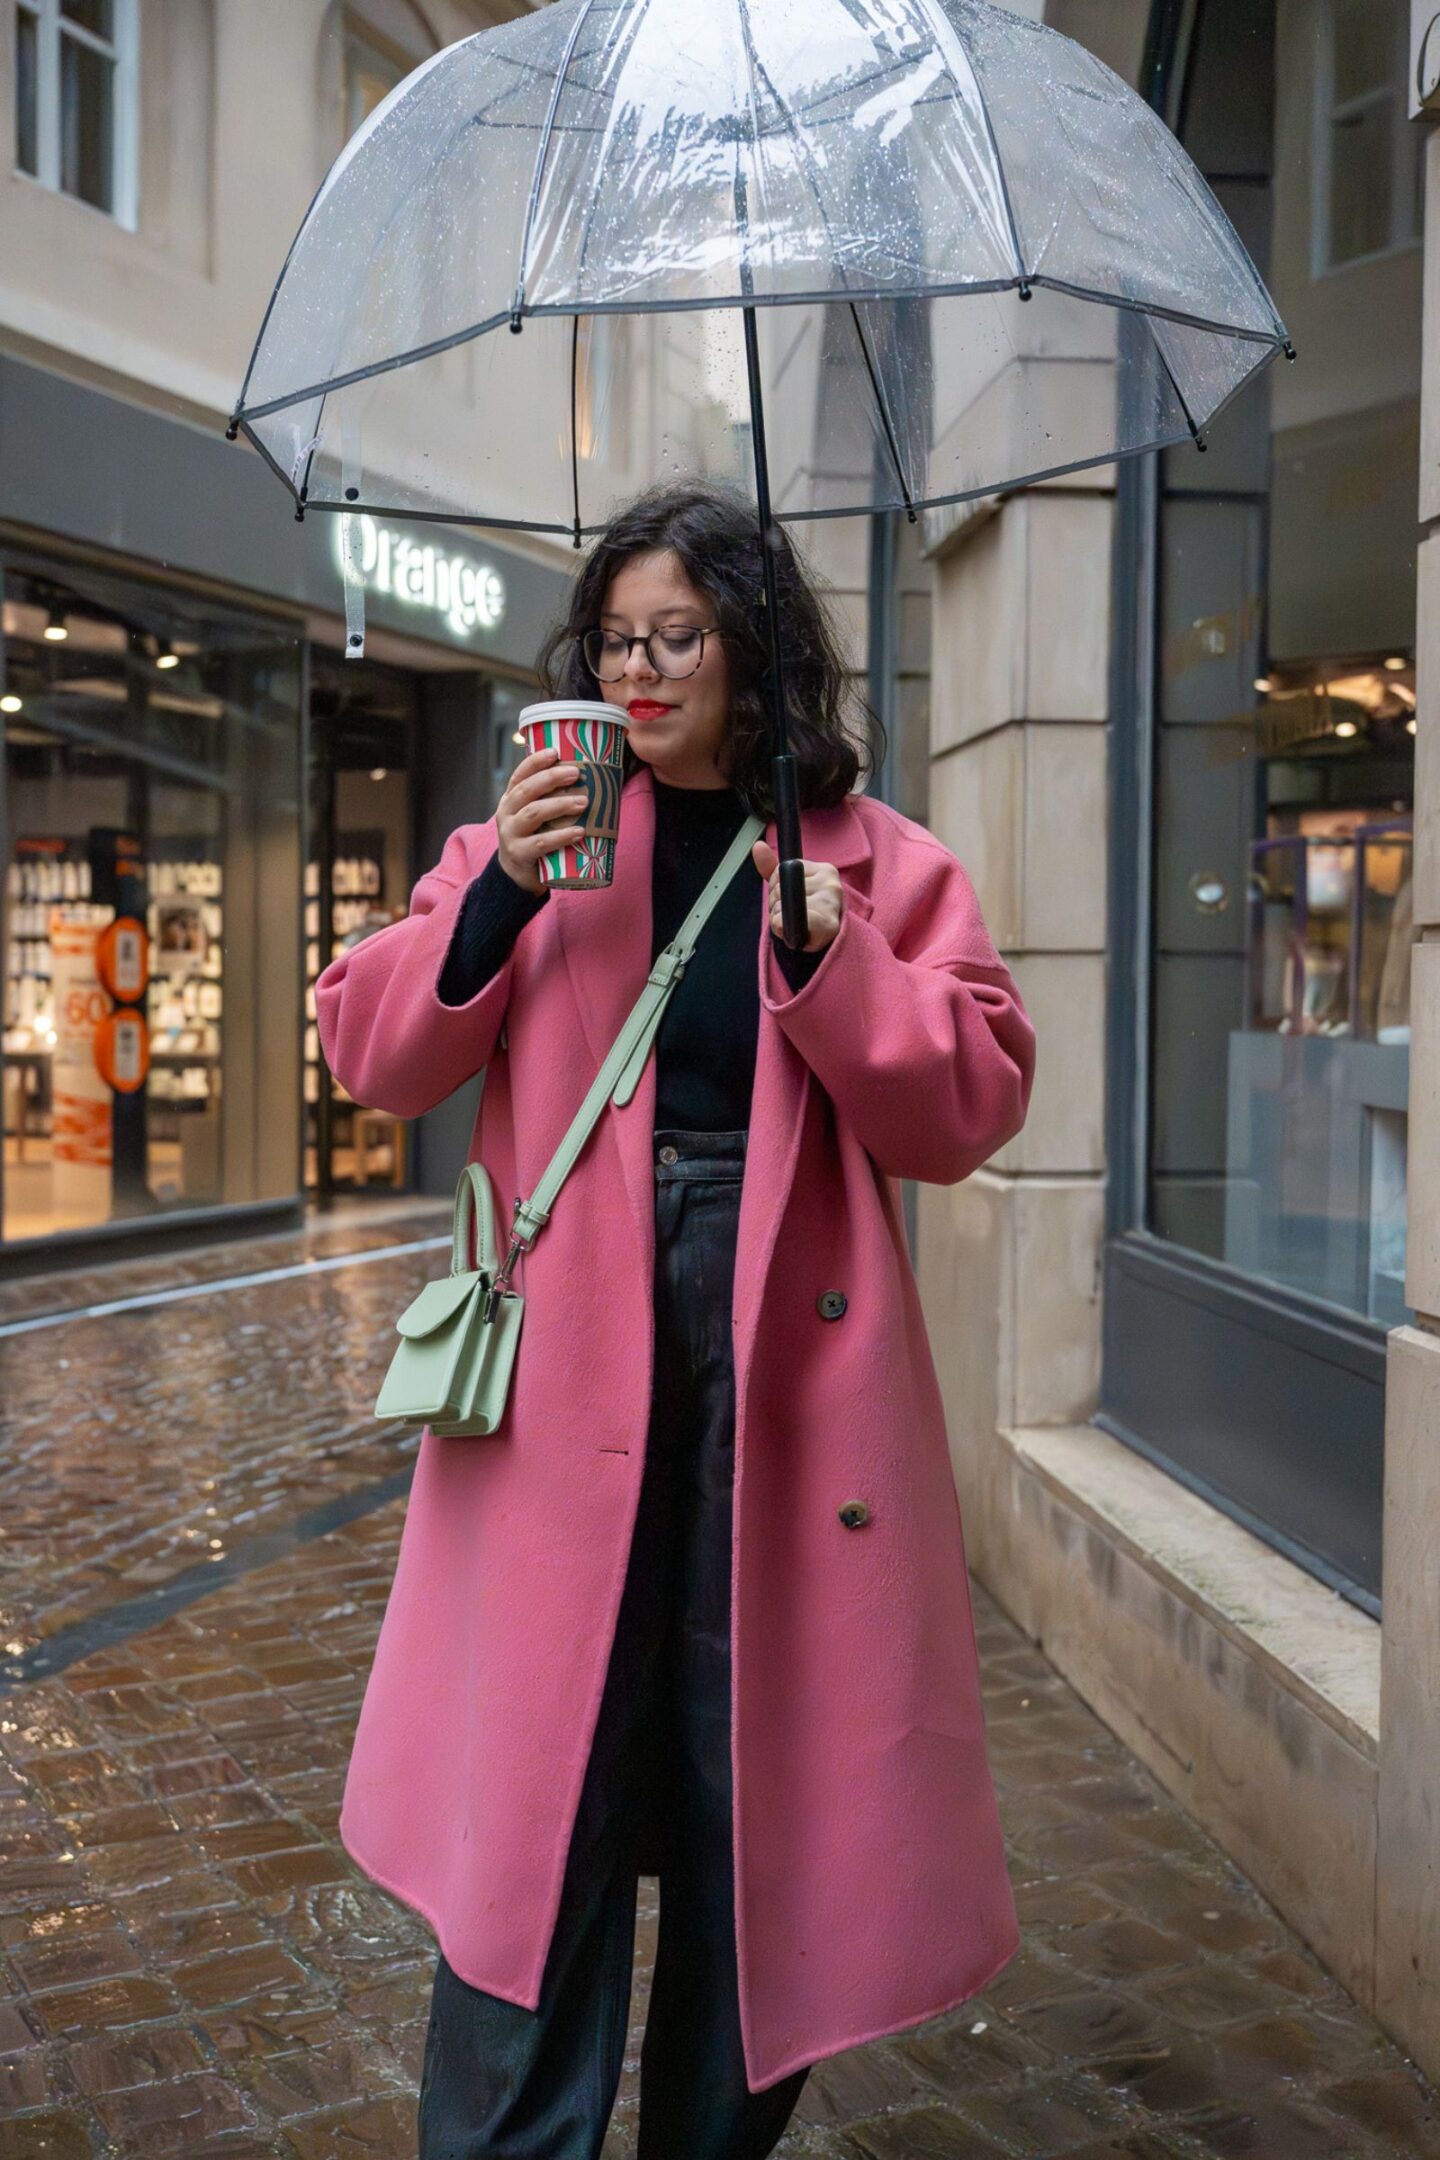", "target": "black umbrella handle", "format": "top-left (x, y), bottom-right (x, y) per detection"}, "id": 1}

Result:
top-left (771, 750), bottom-right (808, 952)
